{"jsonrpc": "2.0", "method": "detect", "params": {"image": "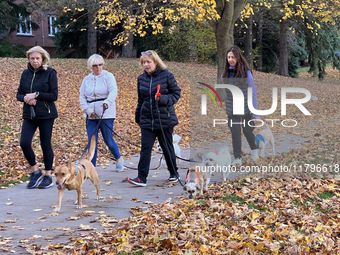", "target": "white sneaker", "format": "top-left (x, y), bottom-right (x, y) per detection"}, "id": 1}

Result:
top-left (232, 158), bottom-right (242, 166)
top-left (116, 157), bottom-right (124, 172)
top-left (251, 149), bottom-right (259, 162)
